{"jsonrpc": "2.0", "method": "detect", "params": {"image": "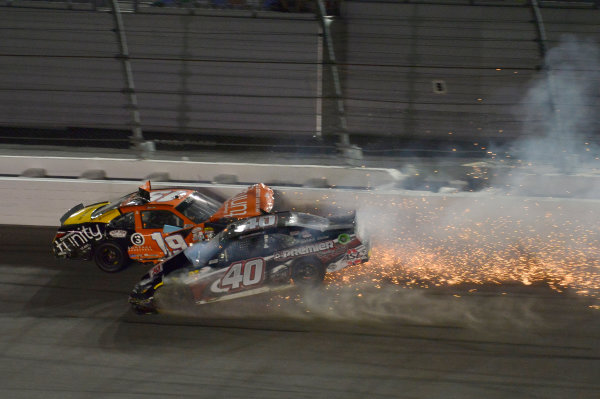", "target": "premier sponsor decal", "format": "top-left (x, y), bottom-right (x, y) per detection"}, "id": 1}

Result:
top-left (274, 241), bottom-right (334, 261)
